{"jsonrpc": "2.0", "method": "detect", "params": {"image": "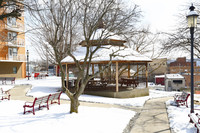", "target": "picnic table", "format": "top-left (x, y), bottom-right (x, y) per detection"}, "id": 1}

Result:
top-left (86, 78), bottom-right (107, 88)
top-left (119, 78), bottom-right (139, 87)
